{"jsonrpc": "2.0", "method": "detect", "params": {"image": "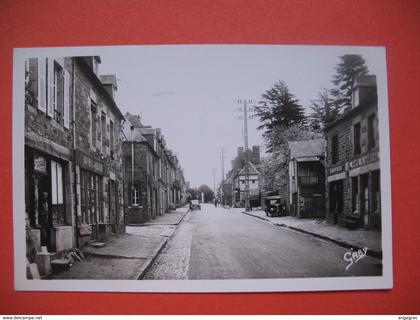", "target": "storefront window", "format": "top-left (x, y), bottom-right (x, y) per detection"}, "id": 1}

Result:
top-left (81, 170), bottom-right (103, 225)
top-left (50, 160), bottom-right (65, 225)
